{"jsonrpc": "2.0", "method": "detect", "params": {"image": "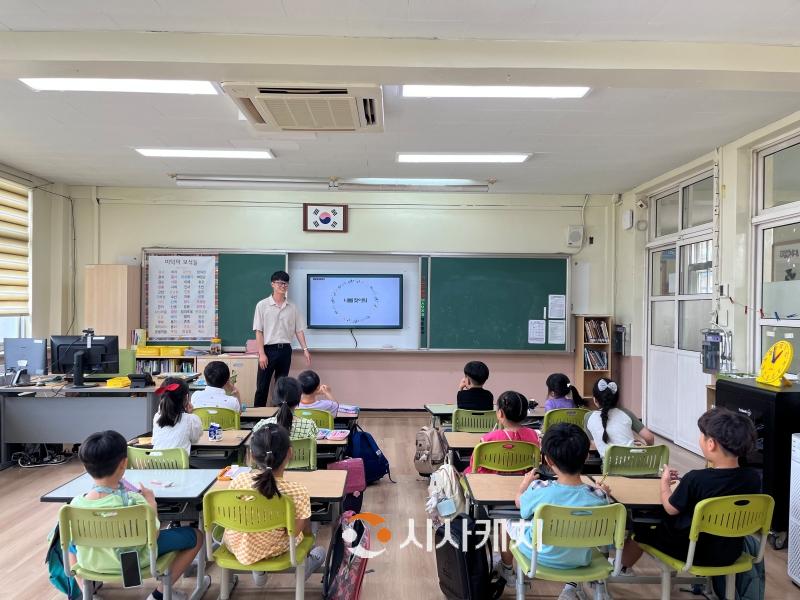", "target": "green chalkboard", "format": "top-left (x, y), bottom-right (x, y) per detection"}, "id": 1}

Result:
top-left (218, 253), bottom-right (287, 346)
top-left (427, 256), bottom-right (568, 351)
